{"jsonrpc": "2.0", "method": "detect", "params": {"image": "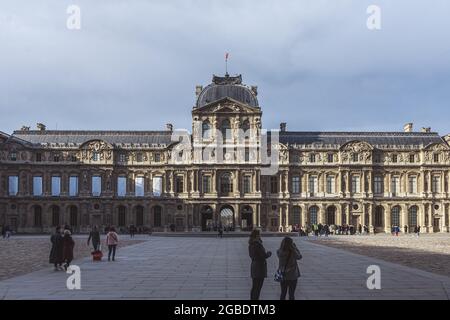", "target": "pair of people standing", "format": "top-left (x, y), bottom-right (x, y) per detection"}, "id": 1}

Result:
top-left (49, 227), bottom-right (75, 271)
top-left (248, 229), bottom-right (302, 300)
top-left (88, 226), bottom-right (119, 261)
